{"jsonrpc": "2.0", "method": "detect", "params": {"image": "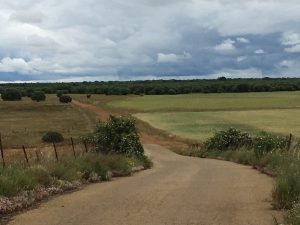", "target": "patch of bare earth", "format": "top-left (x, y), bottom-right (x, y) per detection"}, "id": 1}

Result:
top-left (72, 100), bottom-right (110, 121)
